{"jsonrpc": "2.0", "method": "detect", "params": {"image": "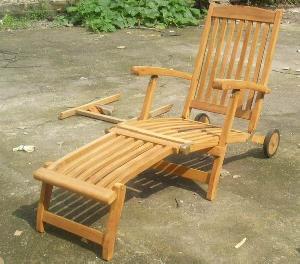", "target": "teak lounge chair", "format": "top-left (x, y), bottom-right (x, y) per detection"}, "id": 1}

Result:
top-left (33, 4), bottom-right (283, 260)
